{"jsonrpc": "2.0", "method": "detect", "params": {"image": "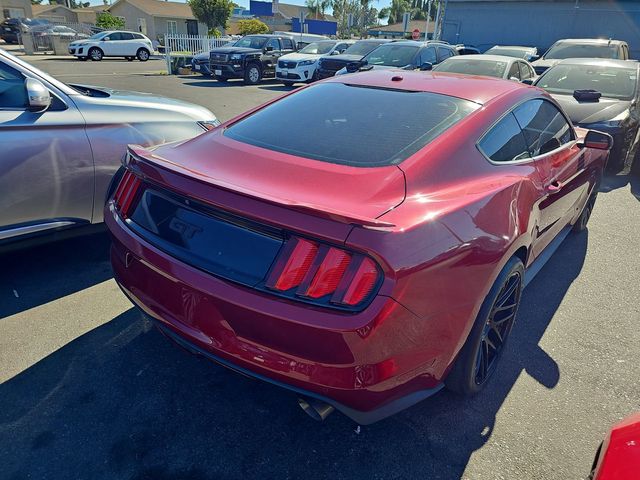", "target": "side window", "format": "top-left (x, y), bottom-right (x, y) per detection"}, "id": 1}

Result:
top-left (266, 38), bottom-right (280, 51)
top-left (281, 38), bottom-right (294, 50)
top-left (120, 32), bottom-right (134, 40)
top-left (0, 60), bottom-right (28, 109)
top-left (507, 62), bottom-right (520, 80)
top-left (133, 33), bottom-right (144, 40)
top-left (518, 62), bottom-right (532, 80)
top-left (478, 113), bottom-right (530, 162)
top-left (513, 99), bottom-right (574, 156)
top-left (108, 32), bottom-right (123, 41)
top-left (437, 47), bottom-right (454, 62)
top-left (420, 47), bottom-right (437, 65)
